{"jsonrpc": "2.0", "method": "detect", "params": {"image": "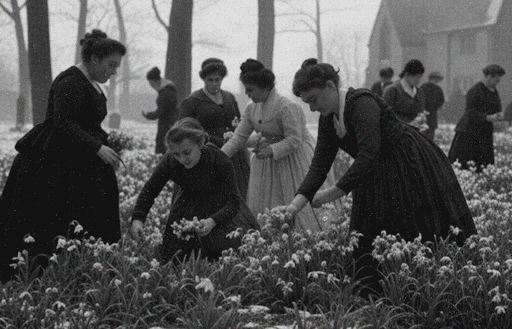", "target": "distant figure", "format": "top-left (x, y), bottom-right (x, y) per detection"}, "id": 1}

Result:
top-left (383, 59), bottom-right (426, 124)
top-left (449, 64), bottom-right (506, 172)
top-left (420, 71), bottom-right (445, 141)
top-left (370, 67), bottom-right (394, 97)
top-left (143, 67), bottom-right (178, 154)
top-left (179, 58), bottom-right (250, 199)
top-left (1, 29), bottom-right (126, 283)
